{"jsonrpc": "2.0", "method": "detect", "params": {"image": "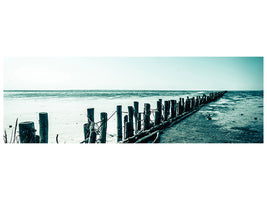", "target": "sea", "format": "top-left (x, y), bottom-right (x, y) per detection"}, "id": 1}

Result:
top-left (3, 90), bottom-right (264, 143)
